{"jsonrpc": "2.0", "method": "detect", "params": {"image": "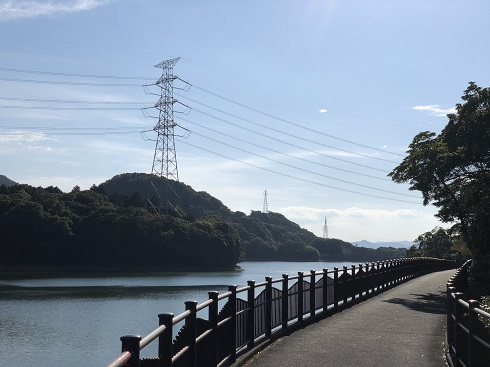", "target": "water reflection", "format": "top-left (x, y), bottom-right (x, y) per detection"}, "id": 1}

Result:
top-left (0, 261), bottom-right (352, 367)
top-left (0, 285), bottom-right (230, 301)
